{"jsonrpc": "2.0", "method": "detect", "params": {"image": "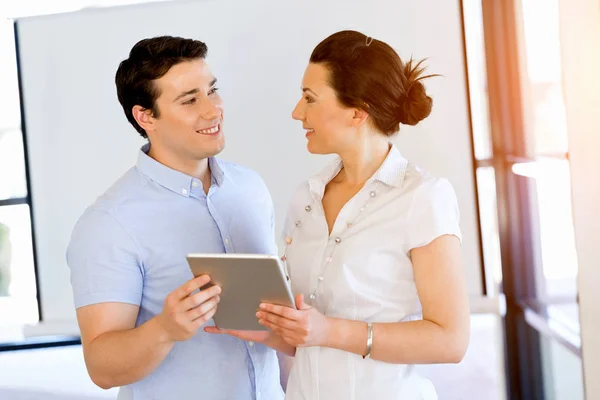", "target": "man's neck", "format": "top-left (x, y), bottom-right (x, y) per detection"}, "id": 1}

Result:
top-left (147, 145), bottom-right (211, 183)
